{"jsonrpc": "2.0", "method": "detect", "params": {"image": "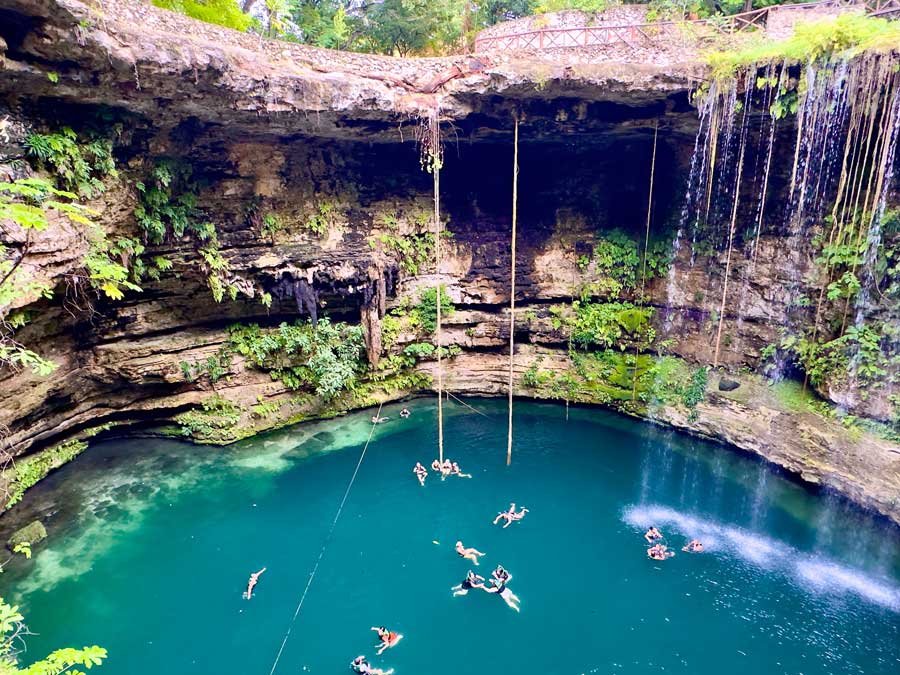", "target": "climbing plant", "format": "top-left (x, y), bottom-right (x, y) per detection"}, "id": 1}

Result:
top-left (414, 285), bottom-right (455, 333)
top-left (24, 127), bottom-right (117, 198)
top-left (228, 318), bottom-right (365, 400)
